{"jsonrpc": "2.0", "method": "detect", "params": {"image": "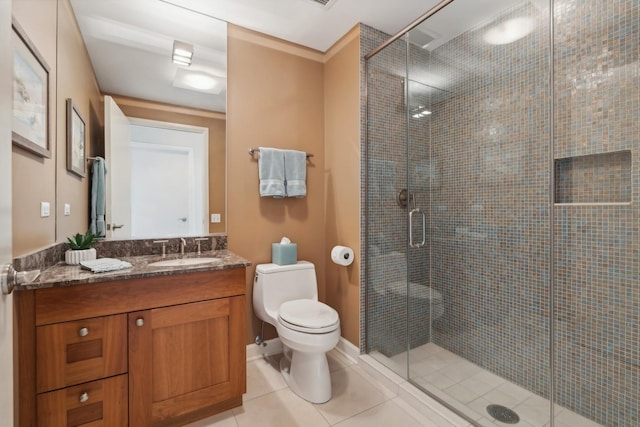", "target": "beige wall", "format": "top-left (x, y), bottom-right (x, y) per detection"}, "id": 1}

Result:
top-left (227, 25), bottom-right (326, 343)
top-left (323, 27), bottom-right (361, 347)
top-left (12, 0), bottom-right (58, 256)
top-left (110, 96), bottom-right (227, 234)
top-left (12, 0), bottom-right (101, 256)
top-left (55, 0), bottom-right (102, 242)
